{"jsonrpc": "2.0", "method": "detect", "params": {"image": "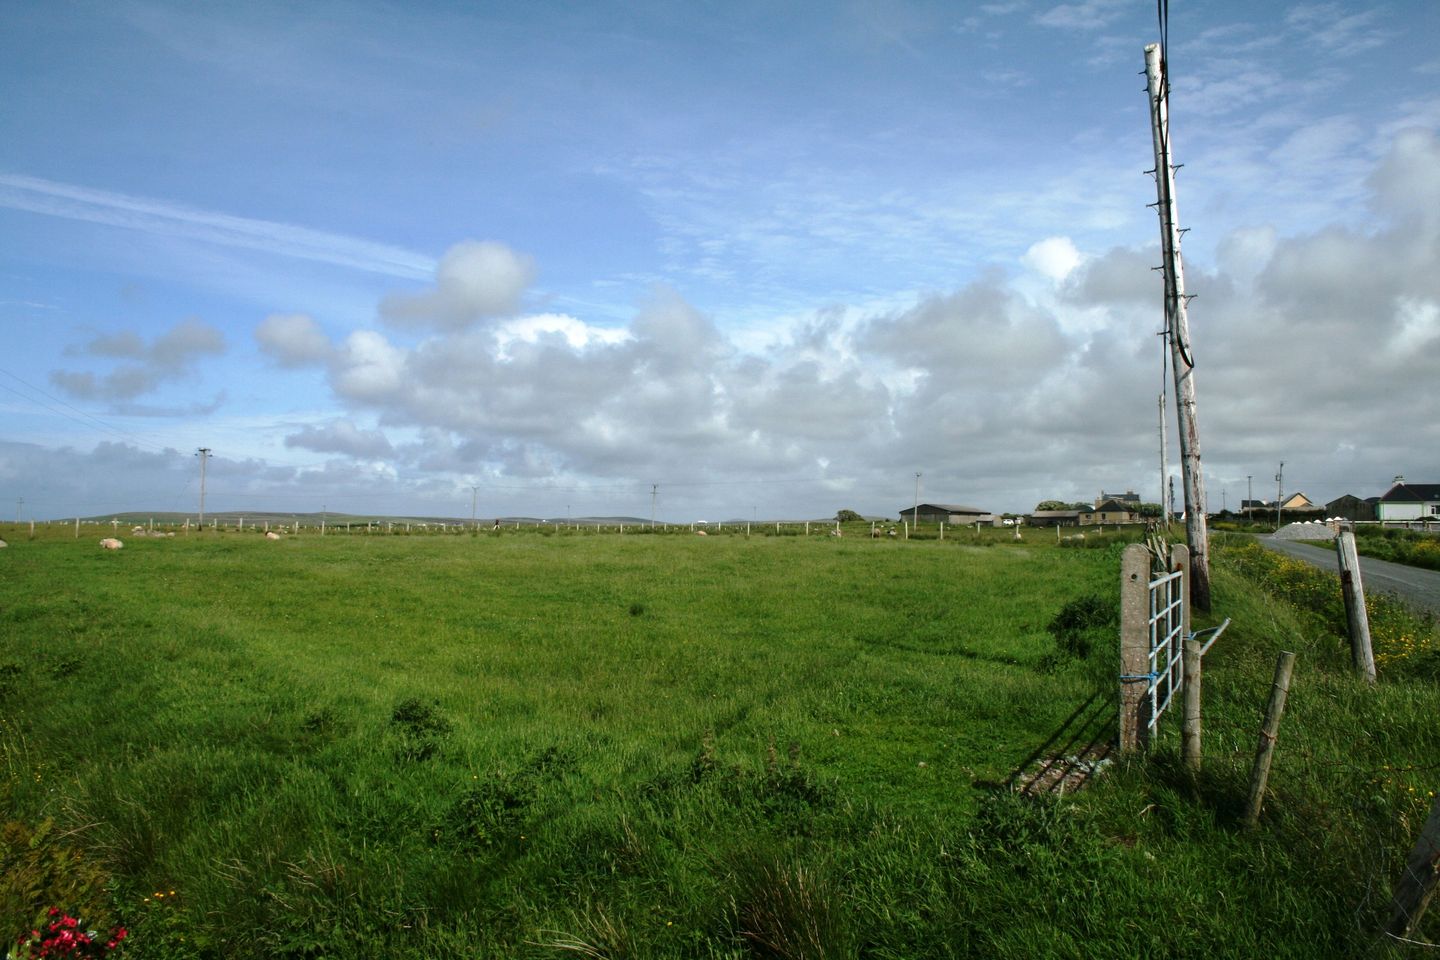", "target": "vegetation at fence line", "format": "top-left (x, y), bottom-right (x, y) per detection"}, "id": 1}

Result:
top-left (1218, 535), bottom-right (1440, 678)
top-left (1, 525), bottom-right (1437, 957)
top-left (1349, 526), bottom-right (1440, 573)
